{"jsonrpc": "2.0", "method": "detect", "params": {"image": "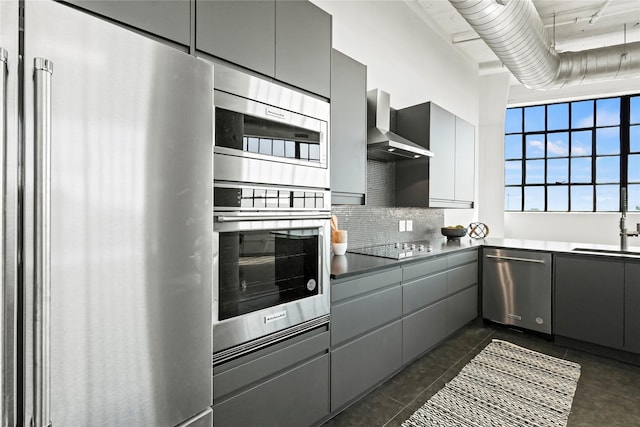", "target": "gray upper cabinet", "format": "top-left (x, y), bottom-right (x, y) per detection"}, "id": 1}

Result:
top-left (625, 262), bottom-right (640, 354)
top-left (454, 117), bottom-right (475, 203)
top-left (195, 0), bottom-right (331, 98)
top-left (196, 0), bottom-right (275, 76)
top-left (63, 0), bottom-right (191, 46)
top-left (275, 1), bottom-right (331, 98)
top-left (555, 254), bottom-right (624, 349)
top-left (330, 50), bottom-right (366, 205)
top-left (395, 102), bottom-right (475, 208)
